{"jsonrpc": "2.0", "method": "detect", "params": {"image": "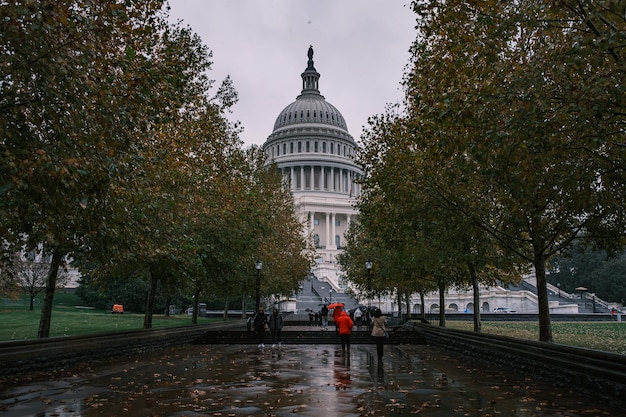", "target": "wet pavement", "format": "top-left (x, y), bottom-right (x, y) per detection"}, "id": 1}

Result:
top-left (1, 342), bottom-right (623, 416)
